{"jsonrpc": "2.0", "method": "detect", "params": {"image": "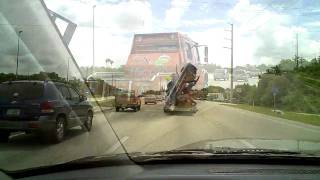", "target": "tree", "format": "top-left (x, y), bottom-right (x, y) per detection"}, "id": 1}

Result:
top-left (279, 59), bottom-right (295, 71)
top-left (207, 86), bottom-right (224, 93)
top-left (257, 64), bottom-right (271, 72)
